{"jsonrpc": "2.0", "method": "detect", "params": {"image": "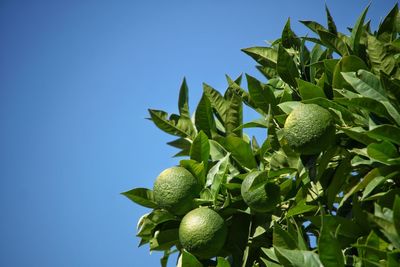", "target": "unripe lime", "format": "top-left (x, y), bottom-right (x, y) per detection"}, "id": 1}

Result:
top-left (179, 207), bottom-right (228, 259)
top-left (284, 103), bottom-right (335, 155)
top-left (241, 171), bottom-right (280, 213)
top-left (153, 166), bottom-right (199, 215)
